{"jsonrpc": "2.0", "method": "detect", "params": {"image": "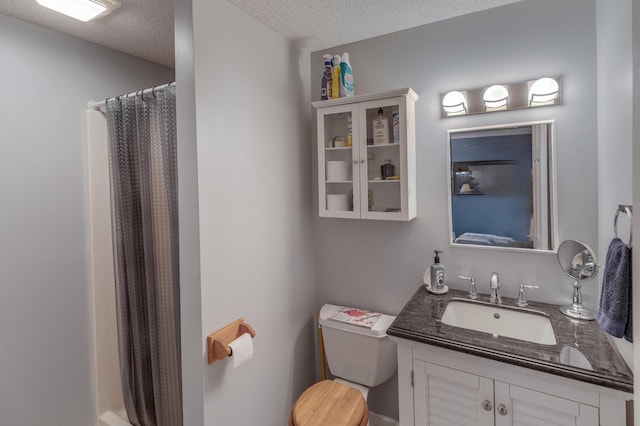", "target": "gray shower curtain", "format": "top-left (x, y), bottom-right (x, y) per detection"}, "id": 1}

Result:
top-left (105, 85), bottom-right (182, 426)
